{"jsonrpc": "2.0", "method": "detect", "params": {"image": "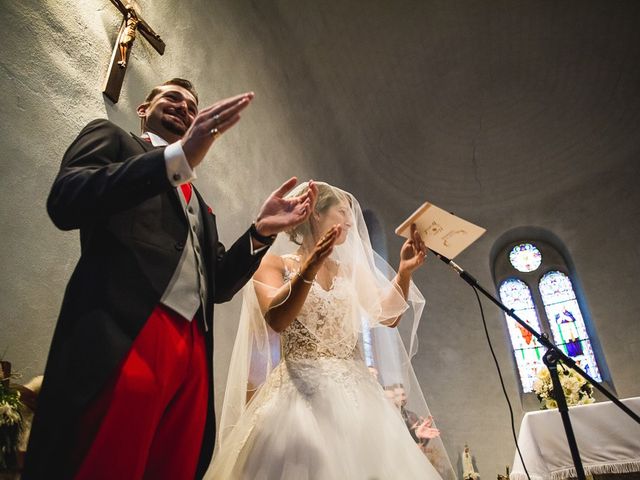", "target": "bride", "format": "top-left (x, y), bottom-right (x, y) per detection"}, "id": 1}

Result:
top-left (206, 181), bottom-right (455, 480)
